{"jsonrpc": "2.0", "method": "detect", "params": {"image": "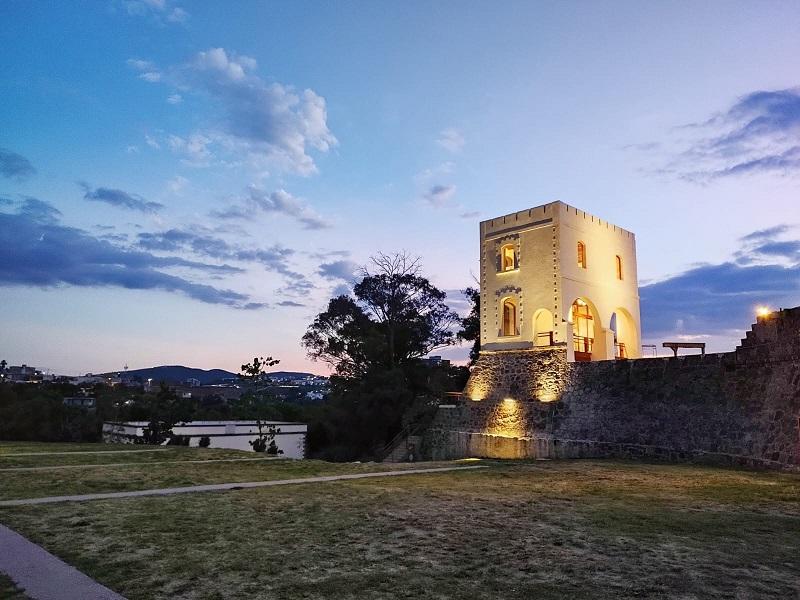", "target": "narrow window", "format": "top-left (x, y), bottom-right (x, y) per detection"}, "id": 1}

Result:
top-left (615, 255), bottom-right (623, 280)
top-left (501, 244), bottom-right (516, 271)
top-left (502, 298), bottom-right (517, 336)
top-left (577, 242), bottom-right (587, 269)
